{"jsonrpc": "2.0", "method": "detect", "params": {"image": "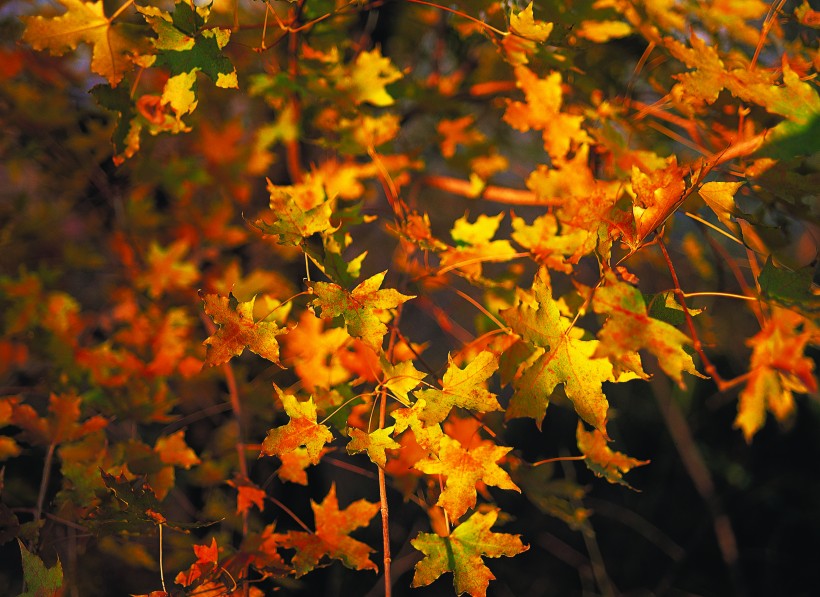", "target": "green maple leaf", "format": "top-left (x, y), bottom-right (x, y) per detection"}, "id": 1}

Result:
top-left (346, 426), bottom-right (400, 468)
top-left (309, 271), bottom-right (414, 350)
top-left (280, 483), bottom-right (379, 576)
top-left (201, 292), bottom-right (286, 367)
top-left (591, 273), bottom-right (705, 387)
top-left (500, 268), bottom-right (615, 434)
top-left (411, 509), bottom-right (528, 597)
top-left (18, 540), bottom-right (63, 597)
top-left (261, 386), bottom-right (333, 465)
top-left (138, 2), bottom-right (237, 88)
top-left (414, 351), bottom-right (502, 425)
top-left (414, 435), bottom-right (519, 521)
